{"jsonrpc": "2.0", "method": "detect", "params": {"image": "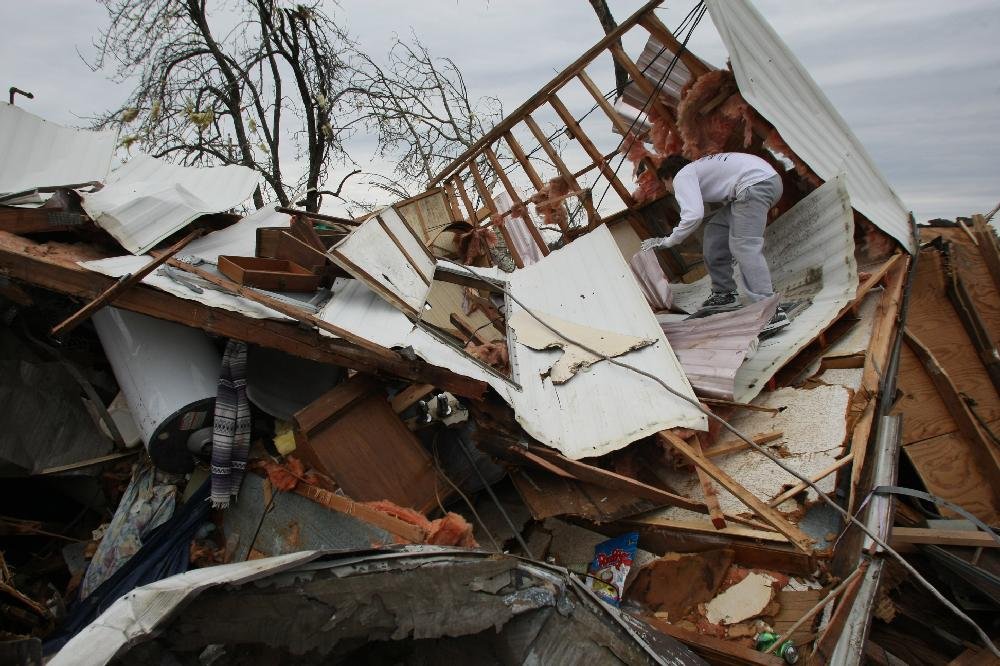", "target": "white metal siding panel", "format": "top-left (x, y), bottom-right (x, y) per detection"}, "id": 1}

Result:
top-left (706, 0), bottom-right (914, 252)
top-left (81, 153), bottom-right (259, 255)
top-left (0, 103), bottom-right (115, 195)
